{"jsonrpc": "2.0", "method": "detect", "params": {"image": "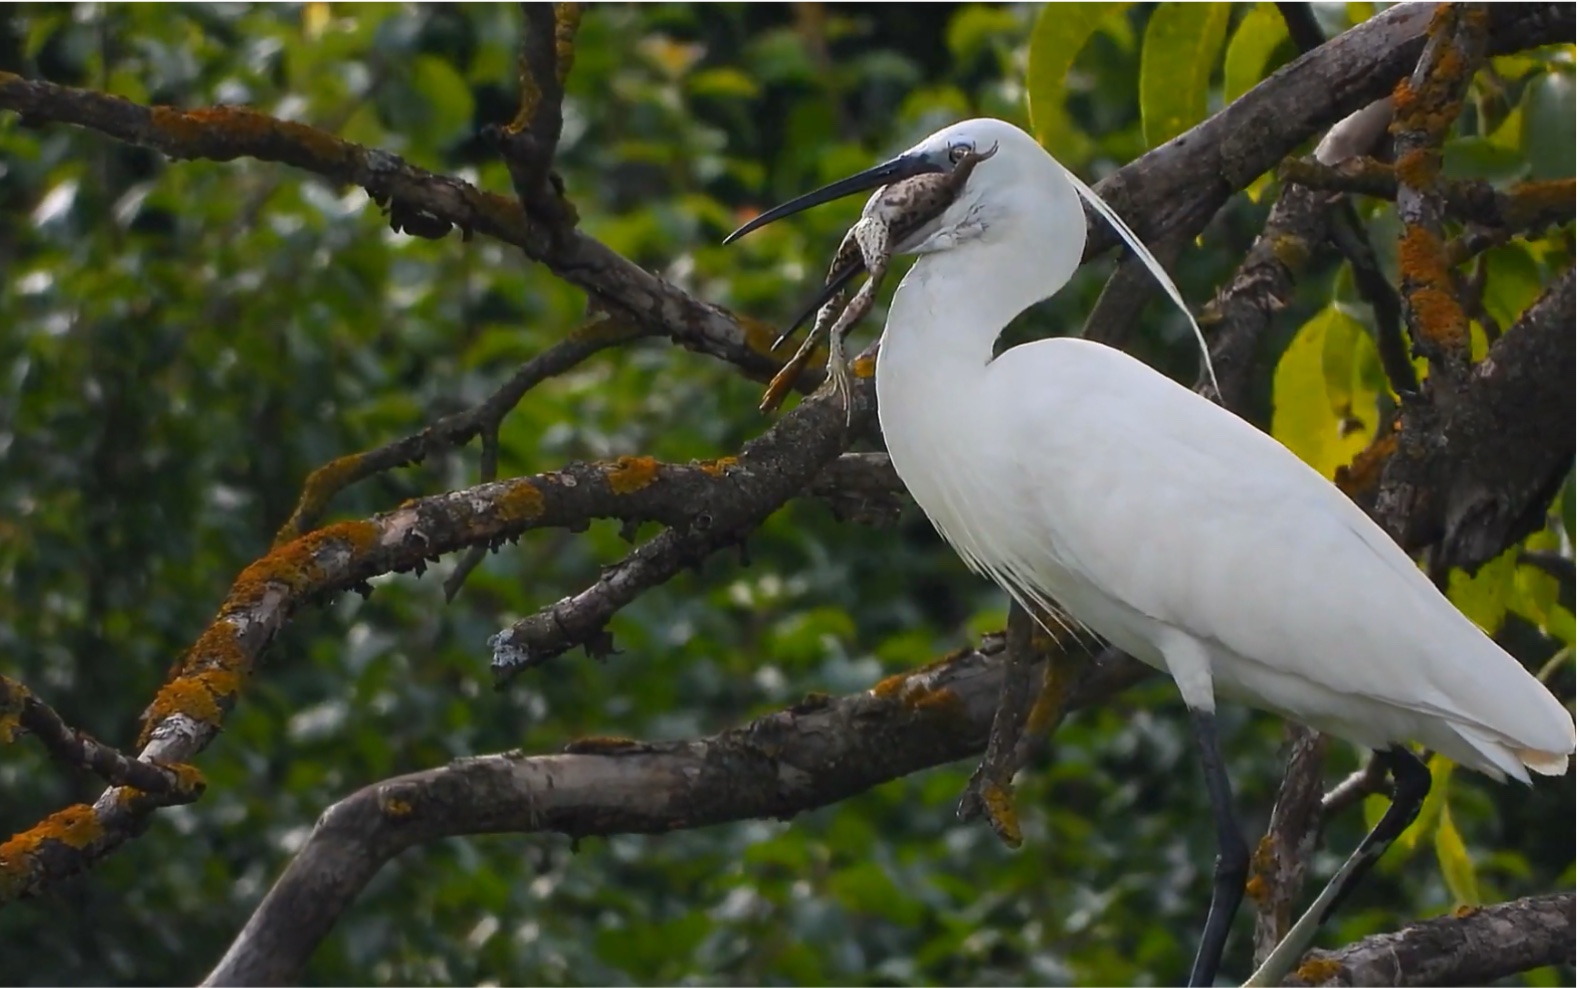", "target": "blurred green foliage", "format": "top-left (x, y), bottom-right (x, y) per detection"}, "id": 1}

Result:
top-left (0, 3), bottom-right (1573, 986)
